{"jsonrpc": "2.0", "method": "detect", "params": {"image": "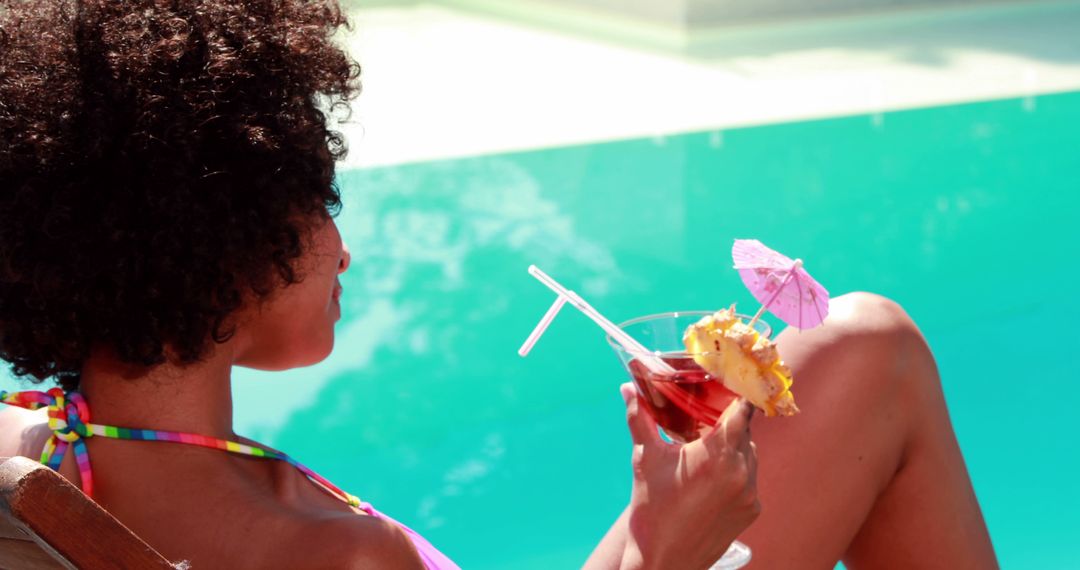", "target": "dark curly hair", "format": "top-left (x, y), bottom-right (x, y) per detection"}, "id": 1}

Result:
top-left (0, 0), bottom-right (360, 391)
